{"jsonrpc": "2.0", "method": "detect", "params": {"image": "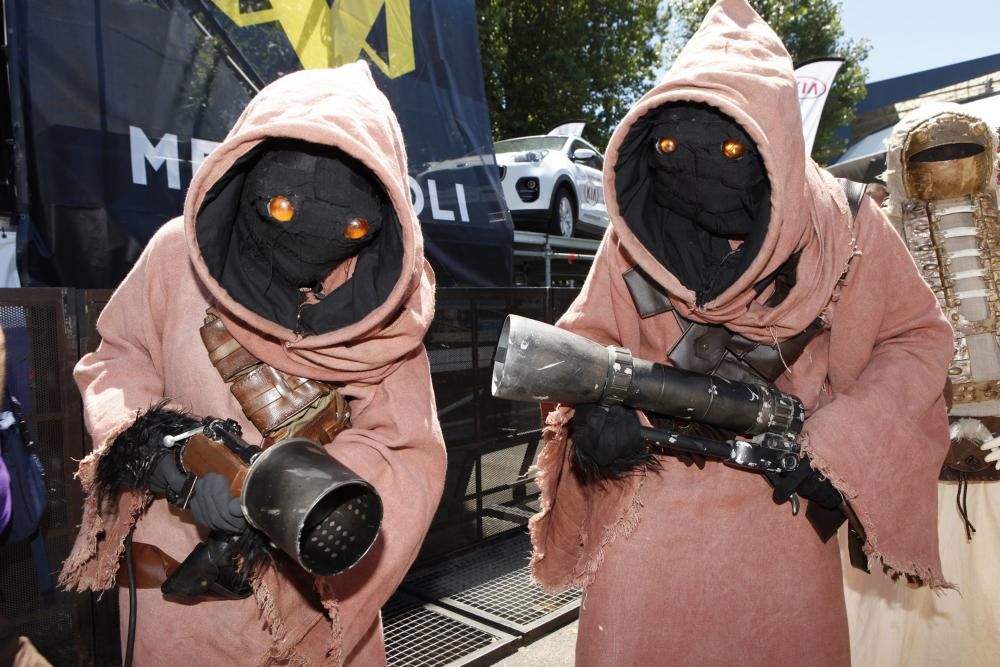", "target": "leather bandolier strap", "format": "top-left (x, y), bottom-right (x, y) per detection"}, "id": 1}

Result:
top-left (624, 262), bottom-right (824, 464)
top-left (623, 265), bottom-right (824, 386)
top-left (199, 308), bottom-right (351, 447)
